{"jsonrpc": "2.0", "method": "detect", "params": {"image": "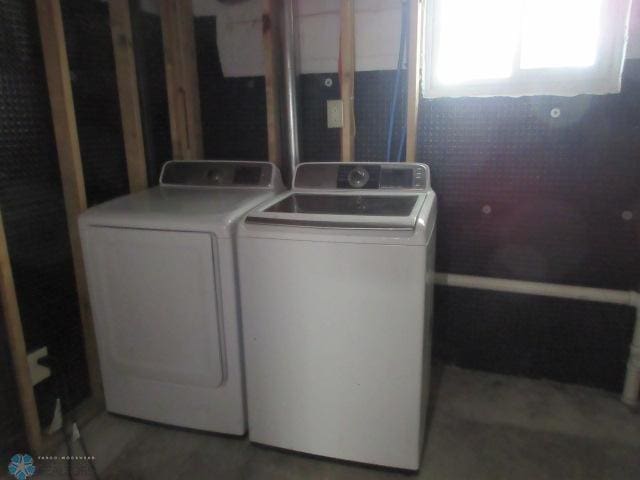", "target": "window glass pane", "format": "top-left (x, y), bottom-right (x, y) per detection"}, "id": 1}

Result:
top-left (435, 0), bottom-right (522, 84)
top-left (520, 0), bottom-right (603, 69)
